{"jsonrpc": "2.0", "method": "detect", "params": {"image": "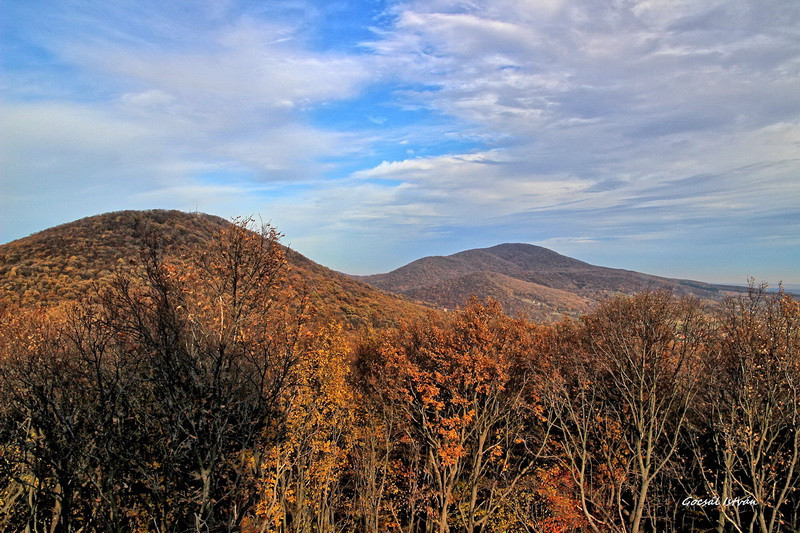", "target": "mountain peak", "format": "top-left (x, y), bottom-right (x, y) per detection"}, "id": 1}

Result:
top-left (454, 243), bottom-right (590, 270)
top-left (359, 242), bottom-right (740, 320)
